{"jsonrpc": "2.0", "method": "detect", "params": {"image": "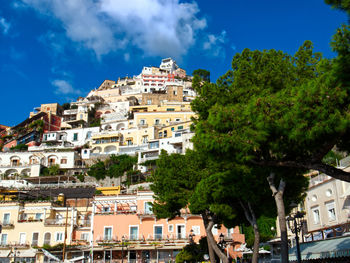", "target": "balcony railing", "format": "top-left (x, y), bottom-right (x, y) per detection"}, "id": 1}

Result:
top-left (77, 220), bottom-right (91, 227)
top-left (17, 218), bottom-right (43, 223)
top-left (0, 220), bottom-right (14, 228)
top-left (44, 219), bottom-right (69, 226)
top-left (72, 239), bottom-right (90, 246)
